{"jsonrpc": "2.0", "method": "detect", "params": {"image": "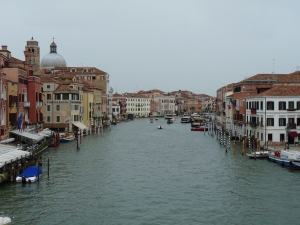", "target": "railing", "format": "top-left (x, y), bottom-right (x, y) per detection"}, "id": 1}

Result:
top-left (248, 121), bottom-right (259, 127)
top-left (24, 101), bottom-right (30, 107)
top-left (1, 92), bottom-right (6, 100)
